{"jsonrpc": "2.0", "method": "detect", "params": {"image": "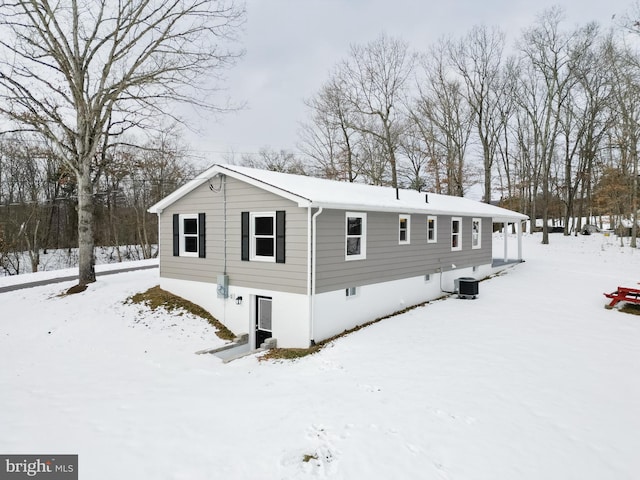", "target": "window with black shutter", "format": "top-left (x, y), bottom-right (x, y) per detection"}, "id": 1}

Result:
top-left (241, 211), bottom-right (285, 263)
top-left (172, 213), bottom-right (206, 258)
